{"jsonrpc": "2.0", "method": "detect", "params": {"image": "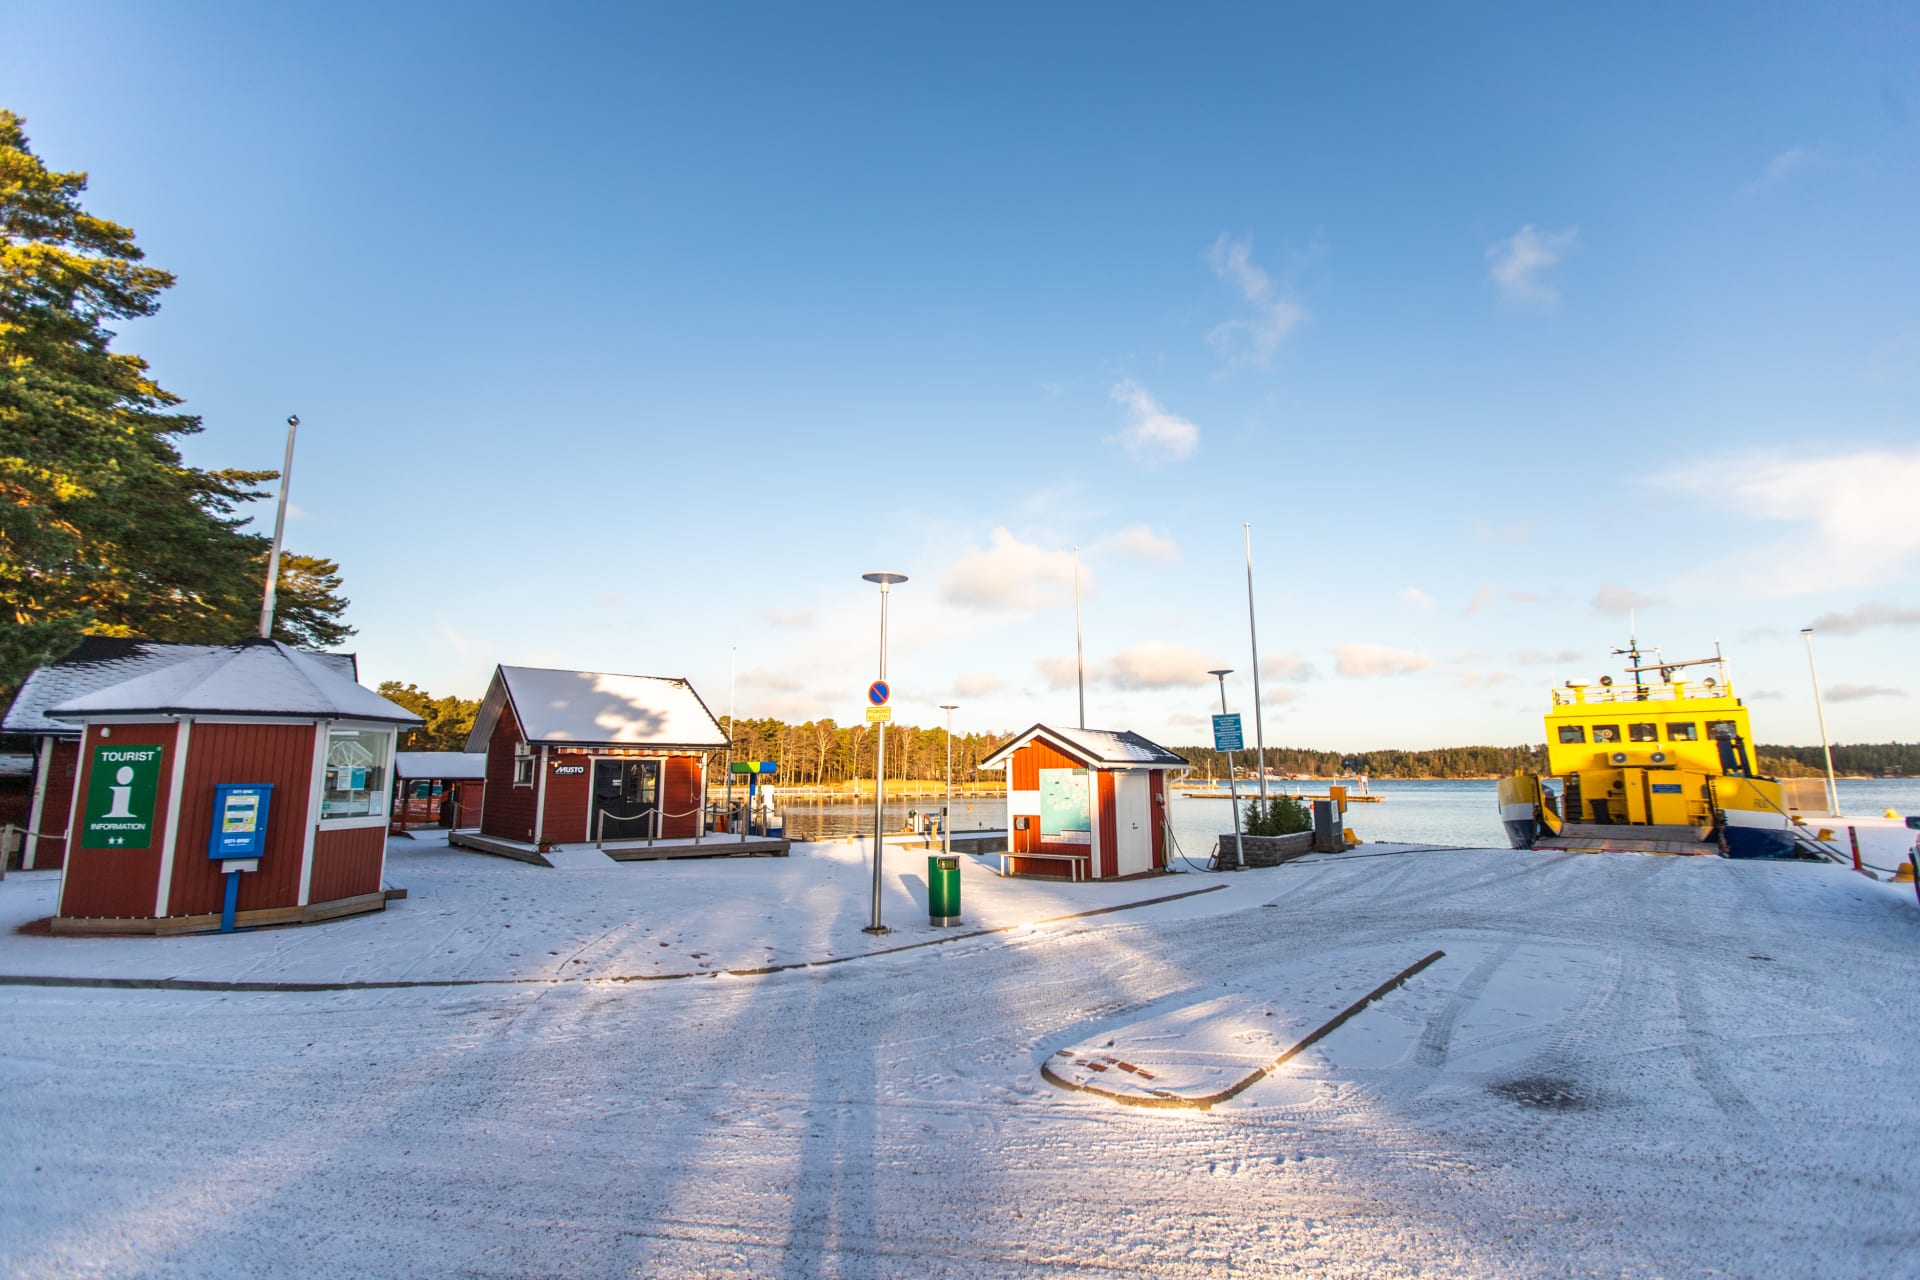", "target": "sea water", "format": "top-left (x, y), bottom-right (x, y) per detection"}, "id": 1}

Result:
top-left (780, 778), bottom-right (1920, 853)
